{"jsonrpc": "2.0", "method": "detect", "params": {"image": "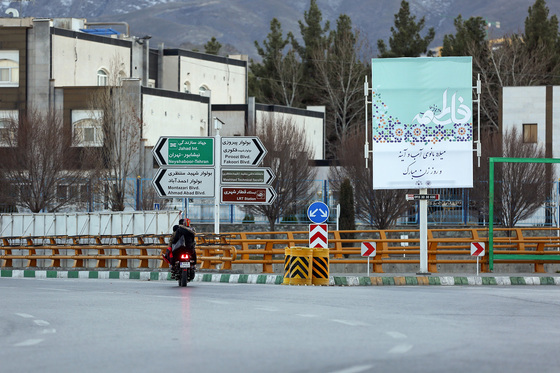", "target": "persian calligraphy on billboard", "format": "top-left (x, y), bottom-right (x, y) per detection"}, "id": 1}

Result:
top-left (371, 57), bottom-right (473, 189)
